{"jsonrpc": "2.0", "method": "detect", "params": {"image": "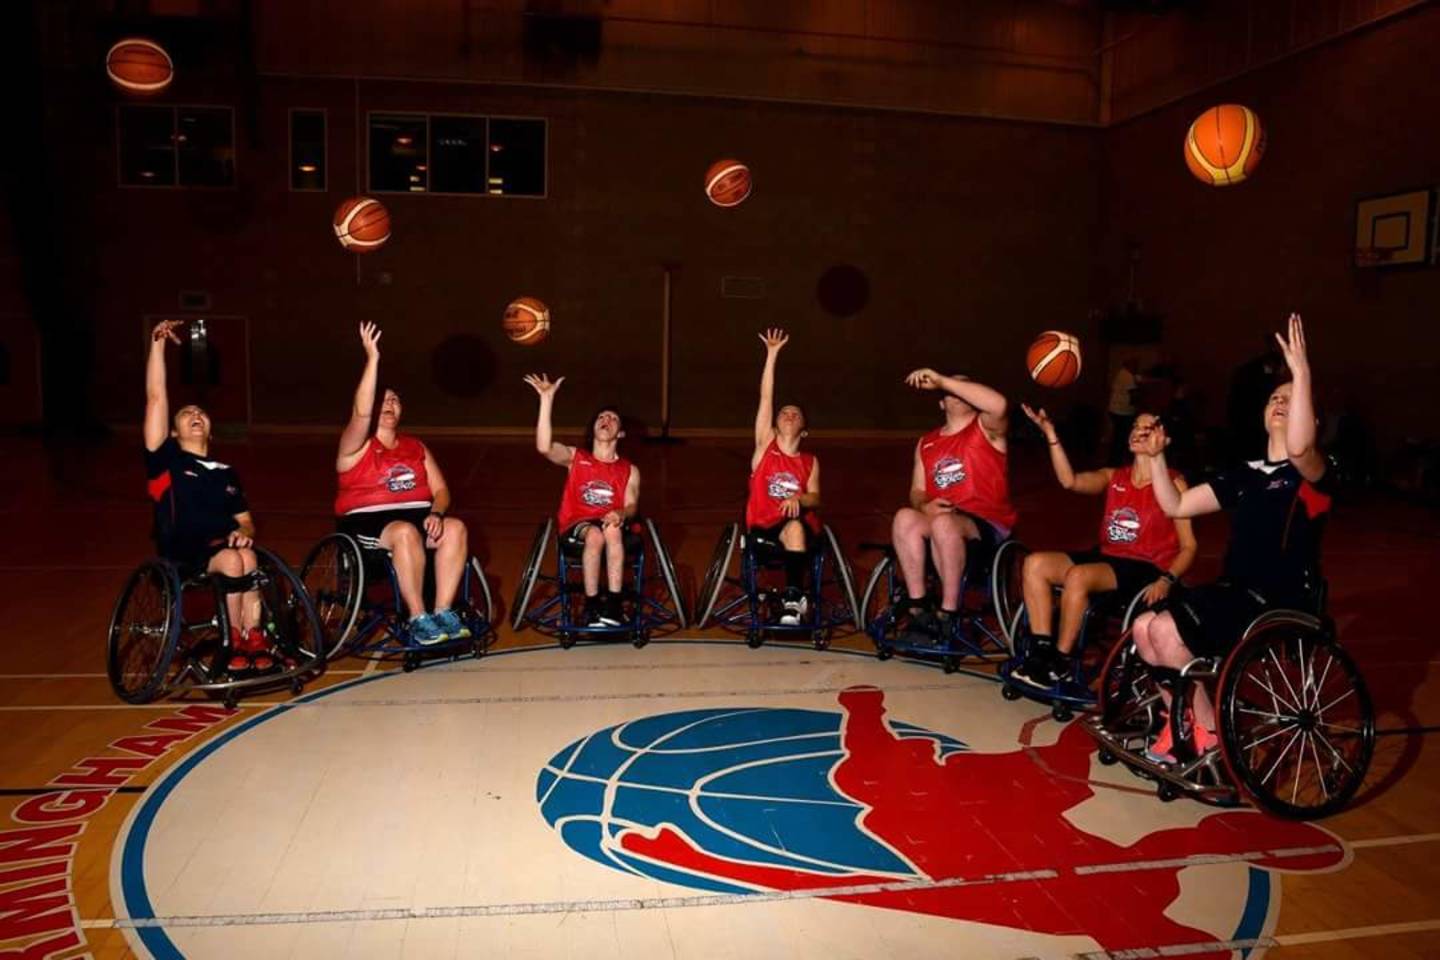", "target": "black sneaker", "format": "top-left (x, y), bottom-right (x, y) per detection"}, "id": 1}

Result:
top-left (583, 596), bottom-right (605, 627)
top-left (597, 593), bottom-right (624, 627)
top-left (899, 602), bottom-right (936, 644)
top-left (1011, 654), bottom-right (1053, 690)
top-left (780, 588), bottom-right (809, 626)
